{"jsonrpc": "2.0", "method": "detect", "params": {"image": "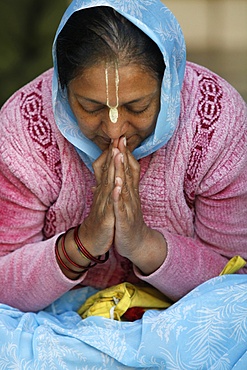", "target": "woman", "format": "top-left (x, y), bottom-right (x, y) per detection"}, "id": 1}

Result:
top-left (0, 0), bottom-right (246, 368)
